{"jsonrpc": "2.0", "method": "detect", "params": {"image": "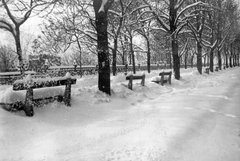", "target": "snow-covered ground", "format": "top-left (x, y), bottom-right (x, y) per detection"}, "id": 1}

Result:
top-left (0, 67), bottom-right (240, 161)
